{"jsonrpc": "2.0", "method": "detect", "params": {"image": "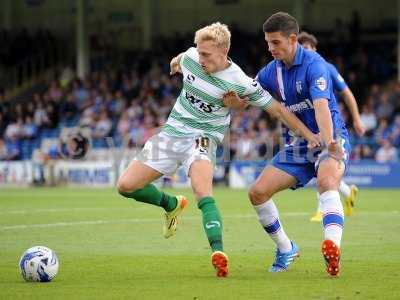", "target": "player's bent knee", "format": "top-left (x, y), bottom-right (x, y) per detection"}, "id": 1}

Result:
top-left (248, 185), bottom-right (270, 205)
top-left (116, 176), bottom-right (142, 194)
top-left (316, 176), bottom-right (338, 192)
top-left (116, 178), bottom-right (130, 194)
